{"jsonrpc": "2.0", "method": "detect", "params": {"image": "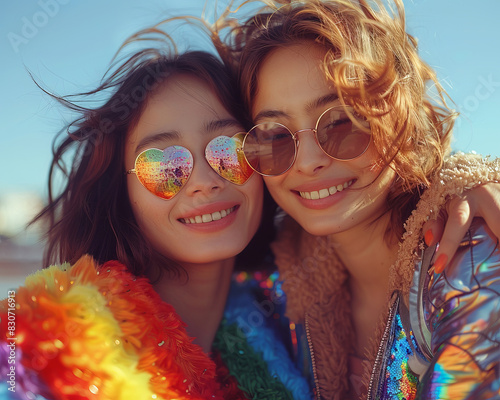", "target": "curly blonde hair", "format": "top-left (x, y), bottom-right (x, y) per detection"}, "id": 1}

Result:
top-left (214, 0), bottom-right (457, 231)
